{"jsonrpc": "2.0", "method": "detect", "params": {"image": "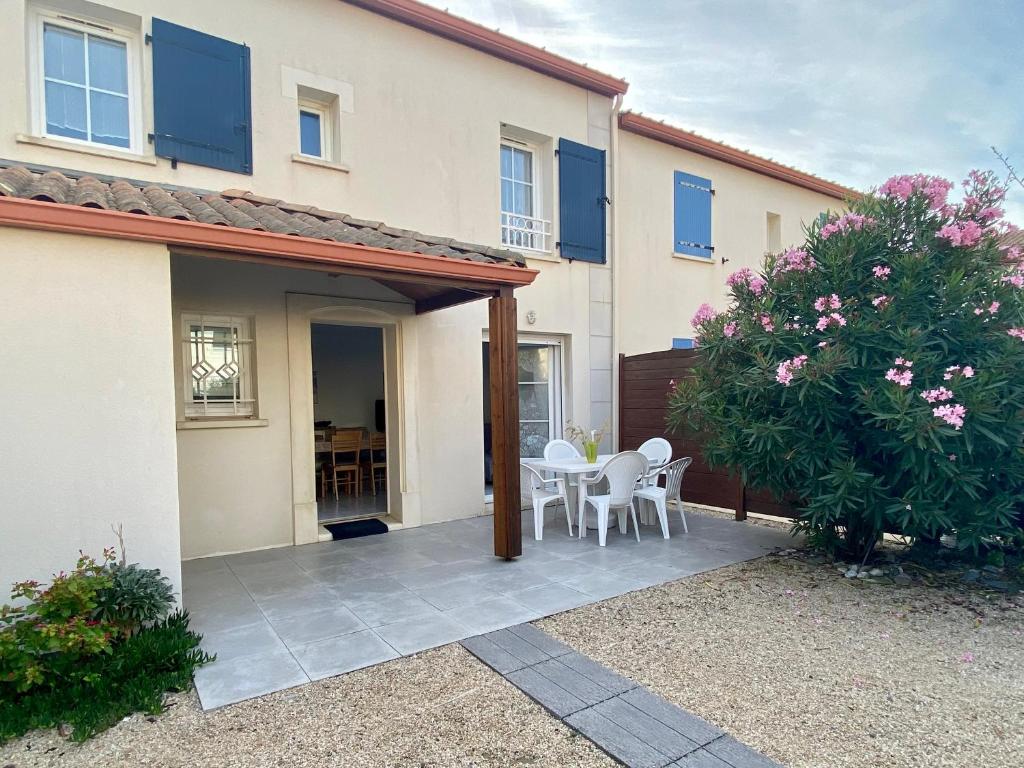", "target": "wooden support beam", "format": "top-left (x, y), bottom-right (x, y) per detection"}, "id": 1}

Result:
top-left (488, 287), bottom-right (522, 559)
